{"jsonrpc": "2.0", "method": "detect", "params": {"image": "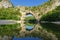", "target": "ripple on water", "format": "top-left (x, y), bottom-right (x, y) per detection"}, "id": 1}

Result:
top-left (13, 36), bottom-right (42, 40)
